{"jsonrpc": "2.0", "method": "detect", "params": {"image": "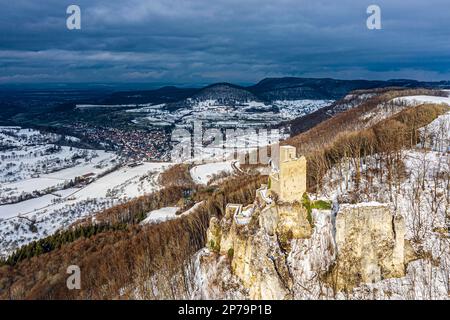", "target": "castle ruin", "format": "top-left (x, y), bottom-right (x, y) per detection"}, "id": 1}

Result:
top-left (269, 145), bottom-right (307, 202)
